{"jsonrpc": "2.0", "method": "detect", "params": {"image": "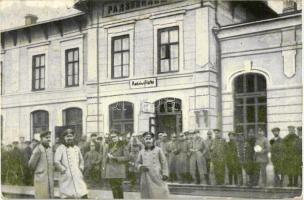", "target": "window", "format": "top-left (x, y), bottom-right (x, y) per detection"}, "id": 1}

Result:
top-left (112, 35), bottom-right (130, 79)
top-left (65, 48), bottom-right (79, 87)
top-left (31, 110), bottom-right (49, 136)
top-left (158, 27), bottom-right (179, 73)
top-left (109, 101), bottom-right (134, 134)
top-left (63, 108), bottom-right (83, 142)
top-left (0, 61), bottom-right (3, 95)
top-left (234, 73), bottom-right (267, 137)
top-left (32, 54), bottom-right (45, 91)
